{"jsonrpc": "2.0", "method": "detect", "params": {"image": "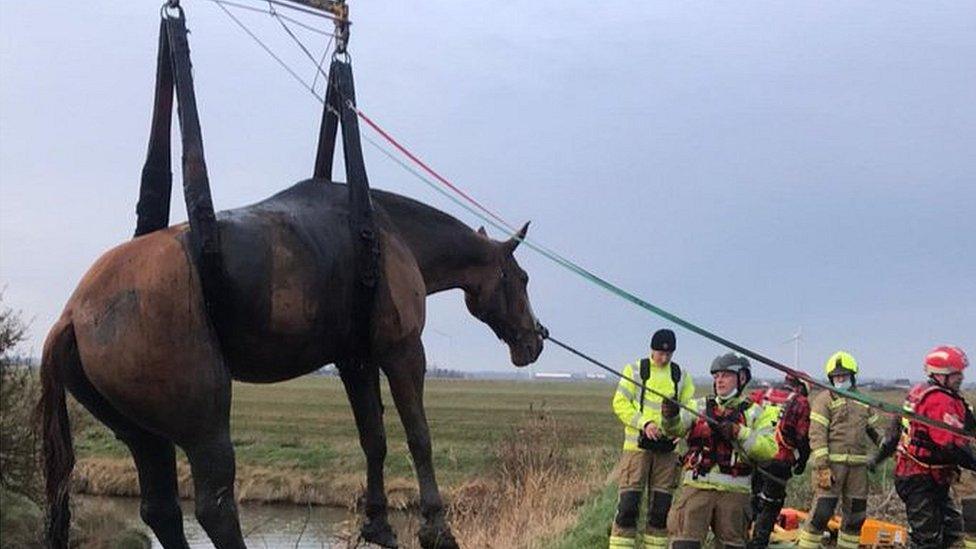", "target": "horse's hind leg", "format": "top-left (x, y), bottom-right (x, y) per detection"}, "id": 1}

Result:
top-left (58, 350), bottom-right (189, 548)
top-left (125, 434), bottom-right (190, 548)
top-left (181, 402), bottom-right (246, 549)
top-left (380, 338), bottom-right (459, 549)
top-left (338, 360), bottom-right (398, 548)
